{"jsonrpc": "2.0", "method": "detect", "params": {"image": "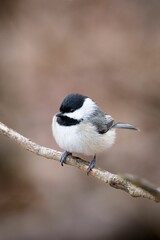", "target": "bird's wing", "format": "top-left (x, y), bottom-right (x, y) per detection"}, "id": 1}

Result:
top-left (90, 113), bottom-right (114, 134)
